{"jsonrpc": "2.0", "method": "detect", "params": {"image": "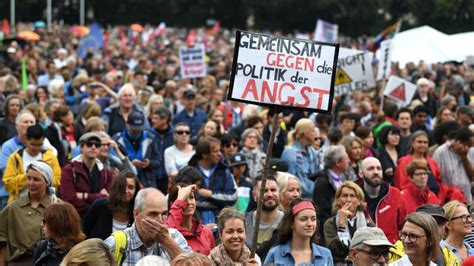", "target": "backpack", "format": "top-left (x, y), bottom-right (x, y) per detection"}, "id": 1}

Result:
top-left (112, 231), bottom-right (127, 265)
